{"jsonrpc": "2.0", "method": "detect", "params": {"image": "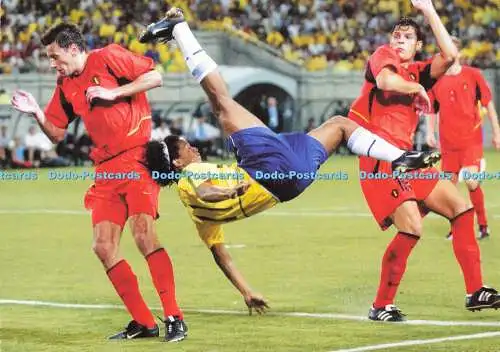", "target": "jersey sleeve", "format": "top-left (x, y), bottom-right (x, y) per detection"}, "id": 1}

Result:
top-left (368, 45), bottom-right (401, 78)
top-left (195, 222), bottom-right (225, 248)
top-left (43, 85), bottom-right (74, 129)
top-left (417, 59), bottom-right (437, 91)
top-left (100, 44), bottom-right (155, 81)
top-left (473, 69), bottom-right (492, 106)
